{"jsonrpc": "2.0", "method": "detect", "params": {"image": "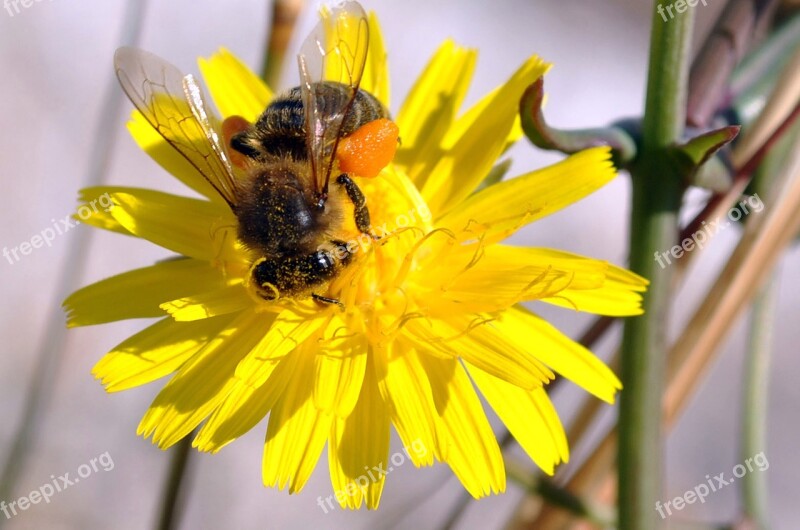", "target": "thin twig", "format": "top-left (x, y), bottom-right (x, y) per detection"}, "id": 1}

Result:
top-left (505, 458), bottom-right (615, 528)
top-left (687, 0), bottom-right (779, 127)
top-left (676, 100), bottom-right (800, 276)
top-left (261, 0), bottom-right (305, 89)
top-left (664, 126), bottom-right (800, 427)
top-left (740, 275), bottom-right (777, 530)
top-left (156, 435), bottom-right (195, 530)
top-left (732, 47), bottom-right (800, 167)
top-left (665, 47), bottom-right (800, 386)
